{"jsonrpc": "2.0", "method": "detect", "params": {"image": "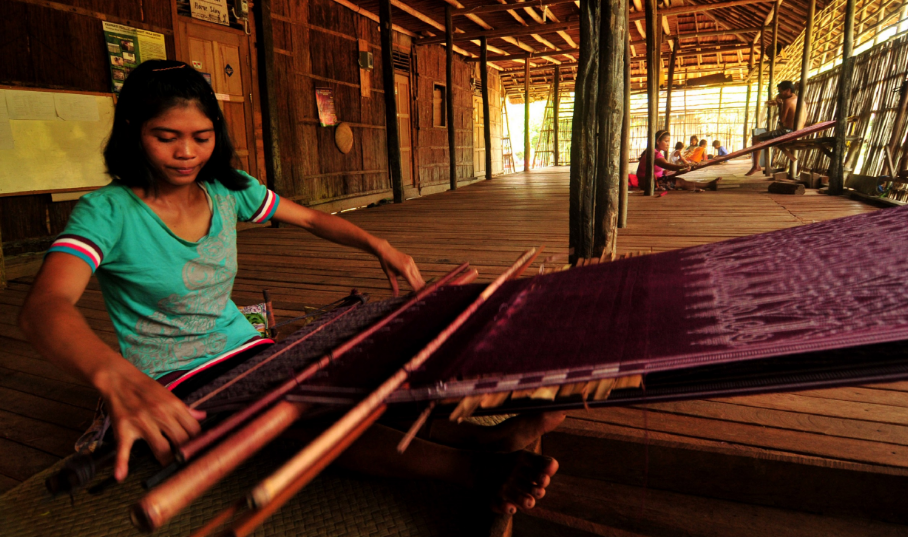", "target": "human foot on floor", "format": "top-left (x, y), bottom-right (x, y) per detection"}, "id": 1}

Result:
top-left (745, 166), bottom-right (765, 176)
top-left (473, 450), bottom-right (560, 515)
